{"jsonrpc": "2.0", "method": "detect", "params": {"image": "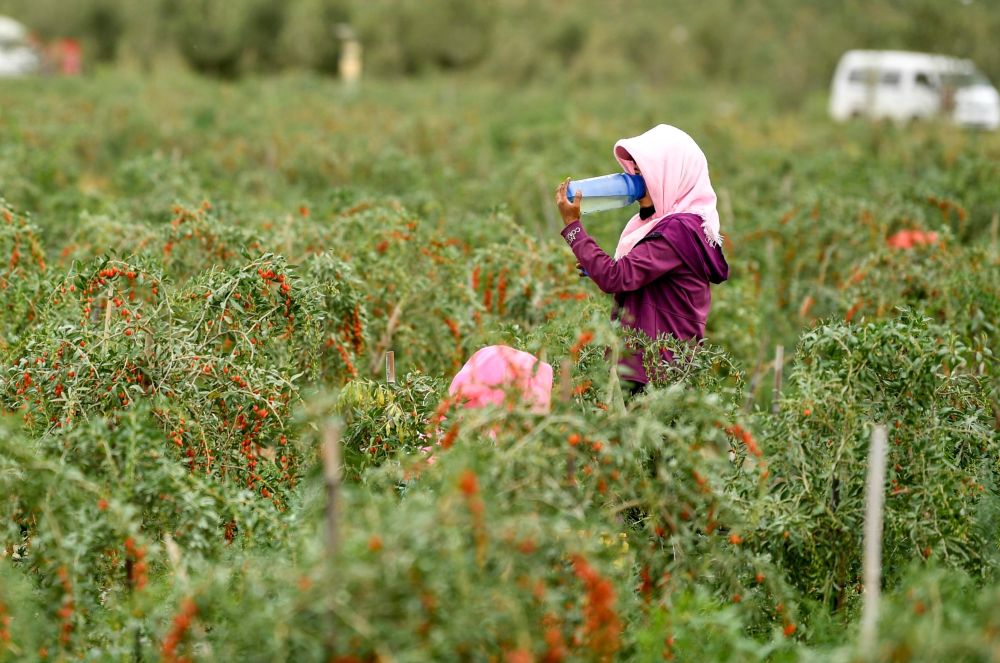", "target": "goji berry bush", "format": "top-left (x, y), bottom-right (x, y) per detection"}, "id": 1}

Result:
top-left (0, 73), bottom-right (998, 662)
